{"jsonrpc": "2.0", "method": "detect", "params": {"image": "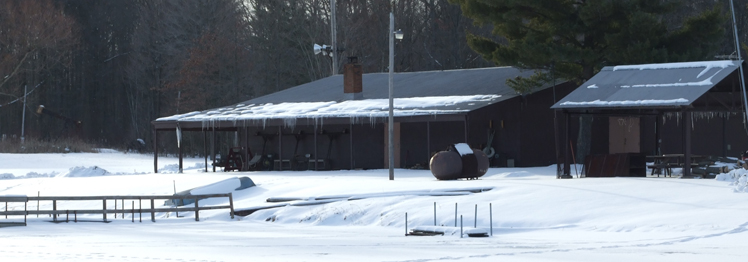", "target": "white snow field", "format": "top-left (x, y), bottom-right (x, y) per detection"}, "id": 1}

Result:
top-left (2, 150), bottom-right (748, 262)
